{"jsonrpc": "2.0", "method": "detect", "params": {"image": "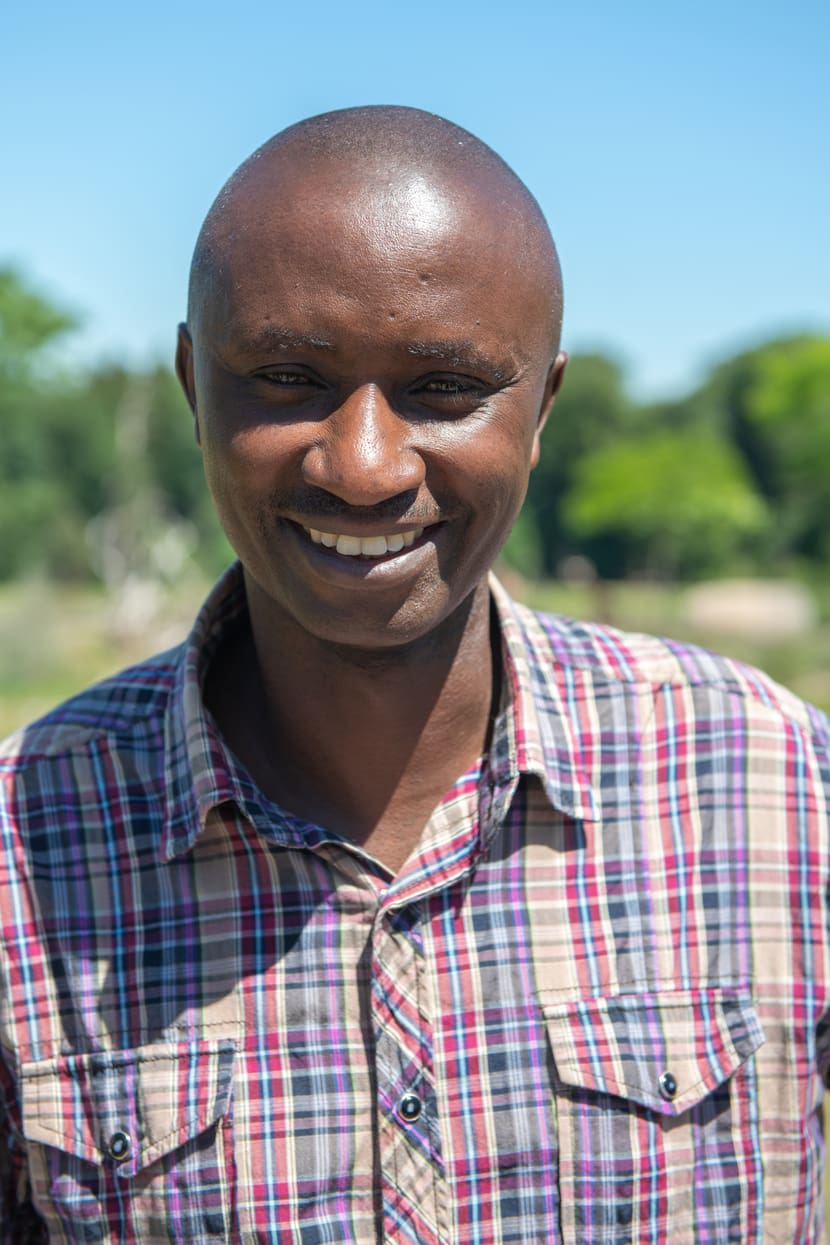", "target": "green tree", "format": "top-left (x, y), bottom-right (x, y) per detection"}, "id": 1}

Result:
top-left (0, 269), bottom-right (228, 583)
top-left (2, 264), bottom-right (827, 588)
top-left (564, 426), bottom-right (769, 579)
top-left (742, 337), bottom-right (830, 561)
top-left (0, 269), bottom-right (90, 578)
top-left (81, 365), bottom-right (230, 586)
top-left (671, 334), bottom-right (830, 569)
top-left (0, 267), bottom-right (76, 381)
top-left (506, 353), bottom-right (635, 577)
